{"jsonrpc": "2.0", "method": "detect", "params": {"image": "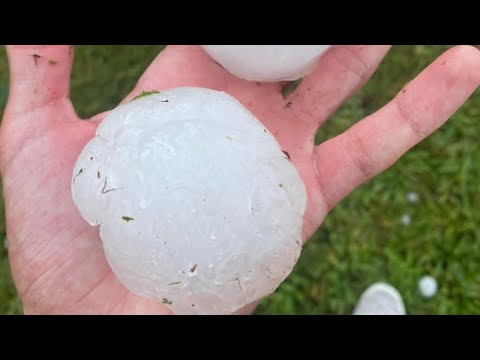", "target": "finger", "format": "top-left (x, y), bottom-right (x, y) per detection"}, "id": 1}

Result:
top-left (5, 45), bottom-right (74, 114)
top-left (288, 45), bottom-right (391, 127)
top-left (88, 110), bottom-right (109, 124)
top-left (122, 45), bottom-right (232, 103)
top-left (314, 45), bottom-right (480, 210)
